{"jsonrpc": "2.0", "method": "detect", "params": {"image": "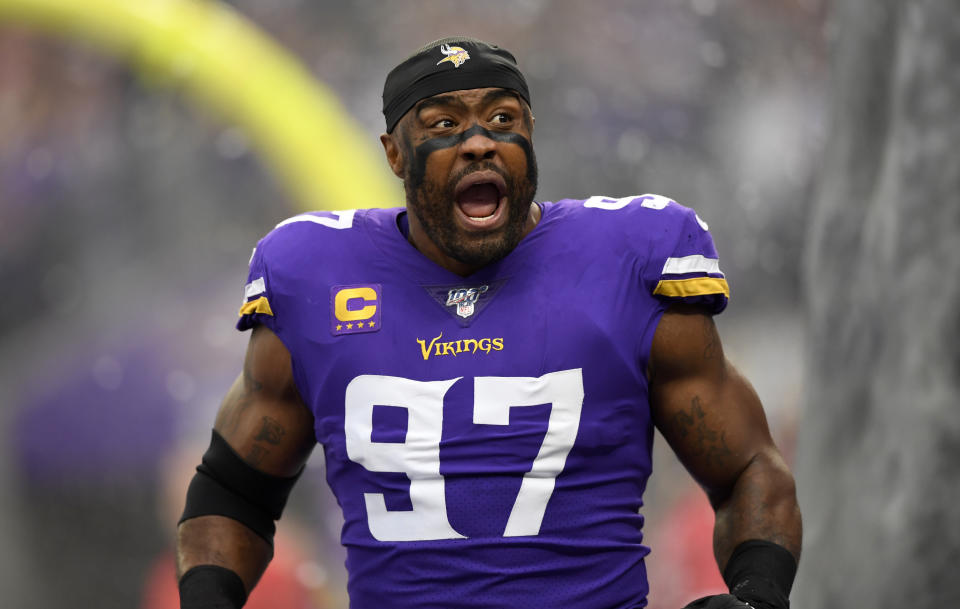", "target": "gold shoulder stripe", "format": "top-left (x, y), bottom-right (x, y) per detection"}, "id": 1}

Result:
top-left (653, 277), bottom-right (730, 299)
top-left (238, 296), bottom-right (274, 317)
